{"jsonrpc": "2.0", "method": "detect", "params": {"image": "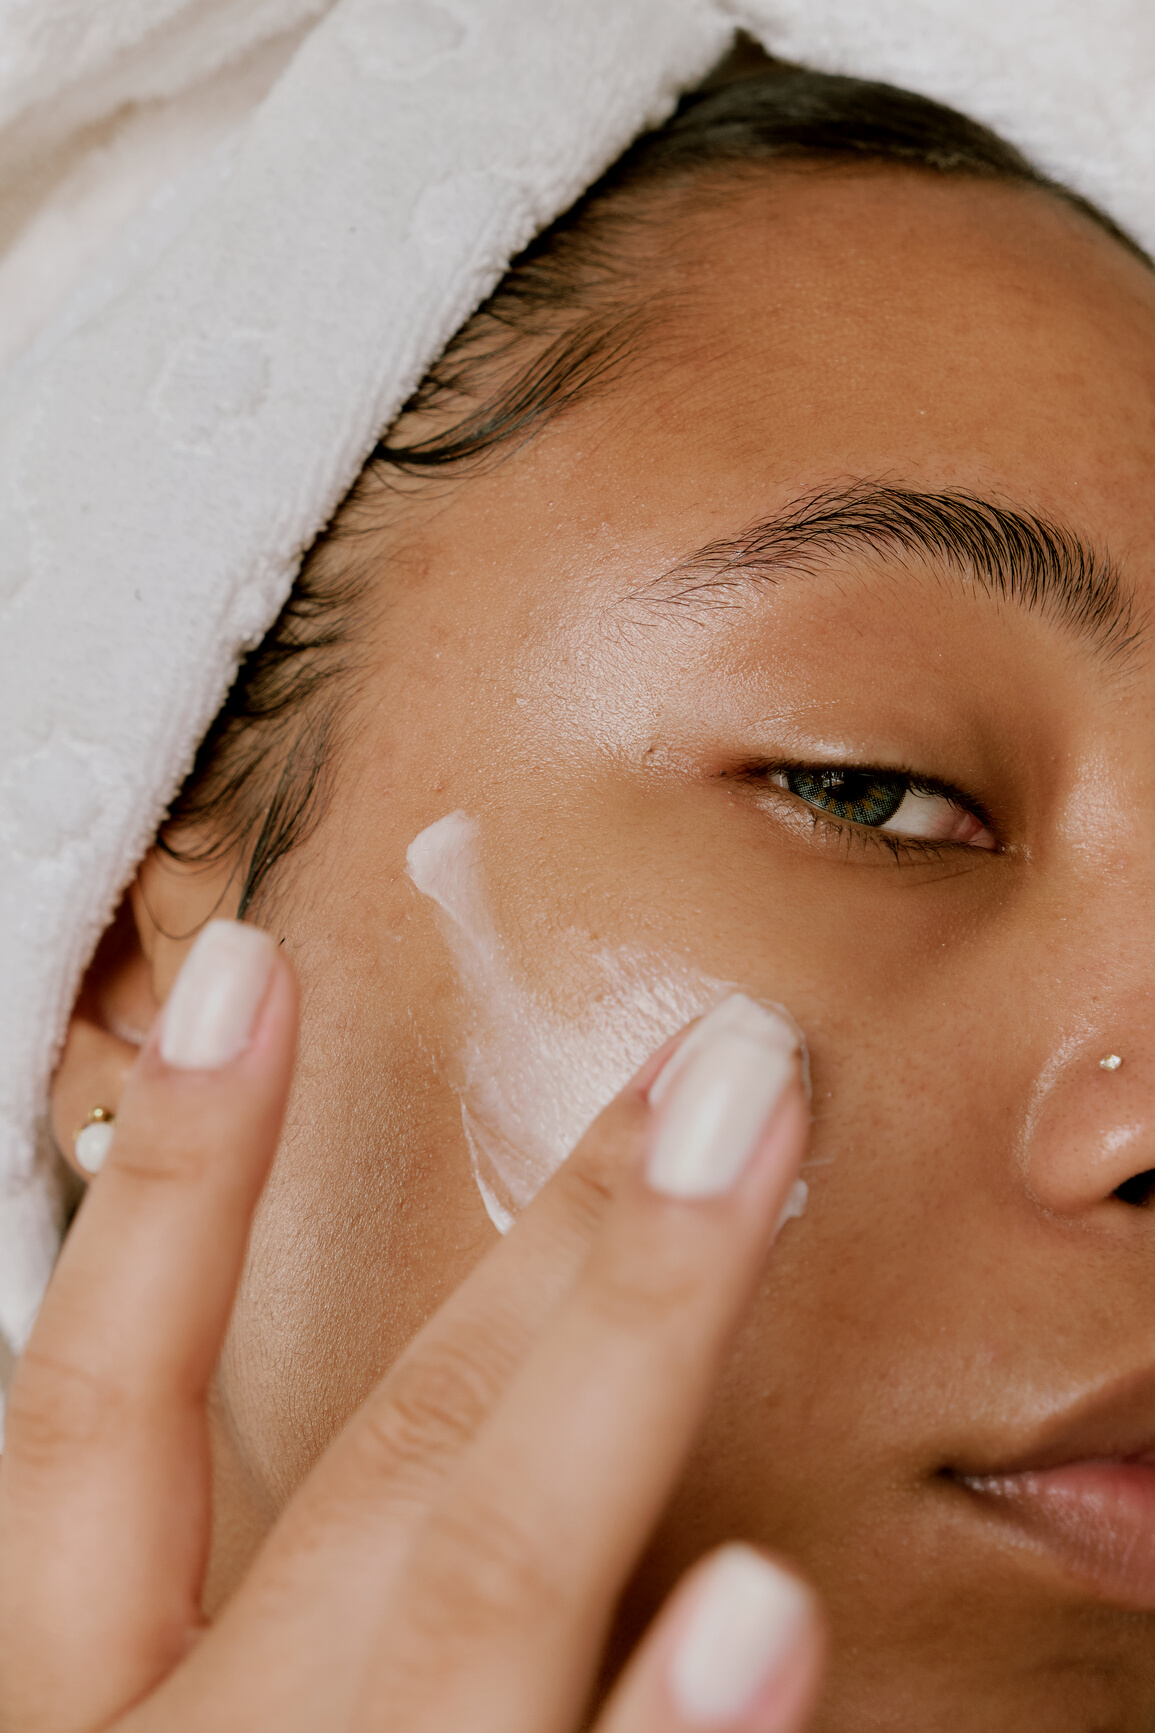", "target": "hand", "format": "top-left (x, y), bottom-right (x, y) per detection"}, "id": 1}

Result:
top-left (0, 920), bottom-right (823, 1733)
